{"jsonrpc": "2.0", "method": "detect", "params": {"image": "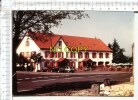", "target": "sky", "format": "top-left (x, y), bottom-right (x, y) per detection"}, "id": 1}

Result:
top-left (51, 11), bottom-right (134, 56)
